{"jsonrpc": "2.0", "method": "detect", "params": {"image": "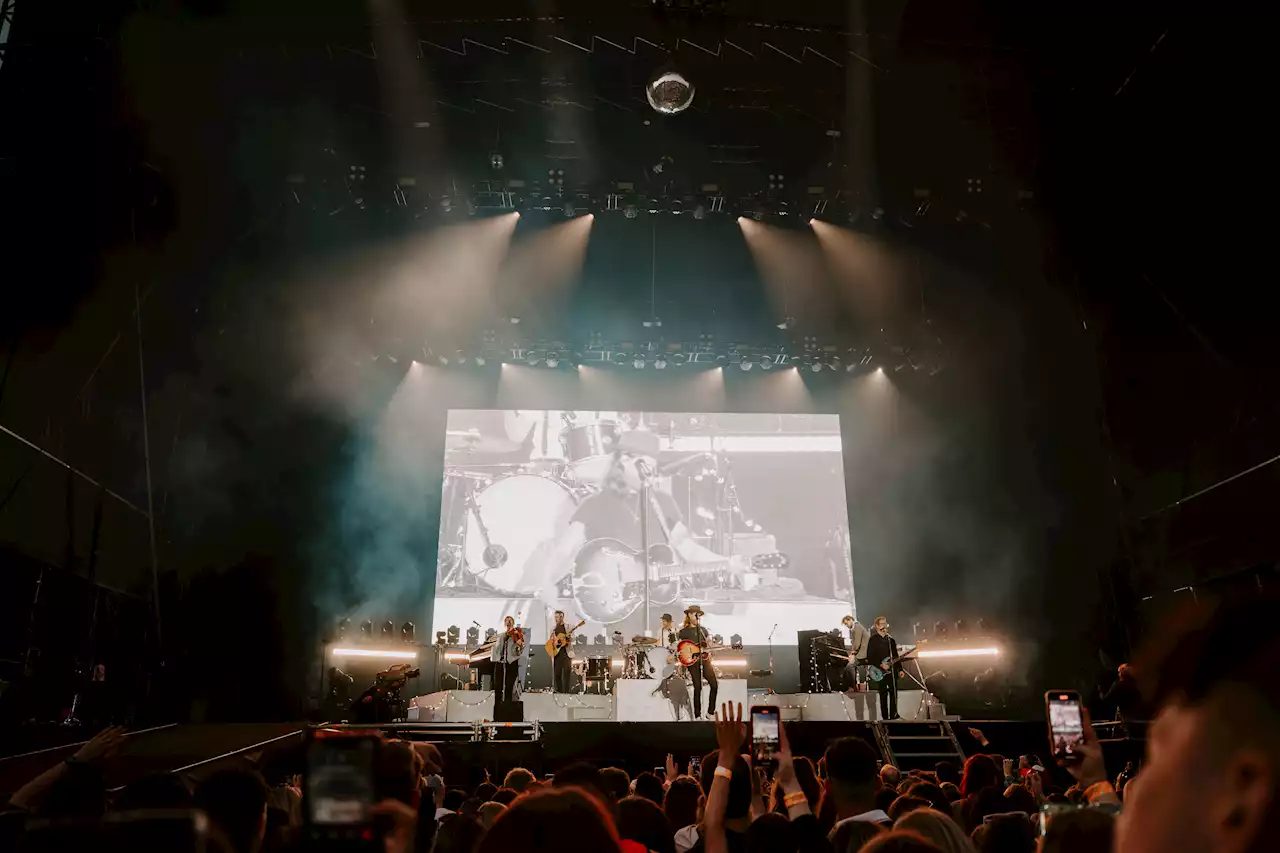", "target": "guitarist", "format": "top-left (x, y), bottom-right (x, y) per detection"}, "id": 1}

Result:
top-left (865, 616), bottom-right (903, 720)
top-left (550, 610), bottom-right (574, 693)
top-left (677, 605), bottom-right (718, 720)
